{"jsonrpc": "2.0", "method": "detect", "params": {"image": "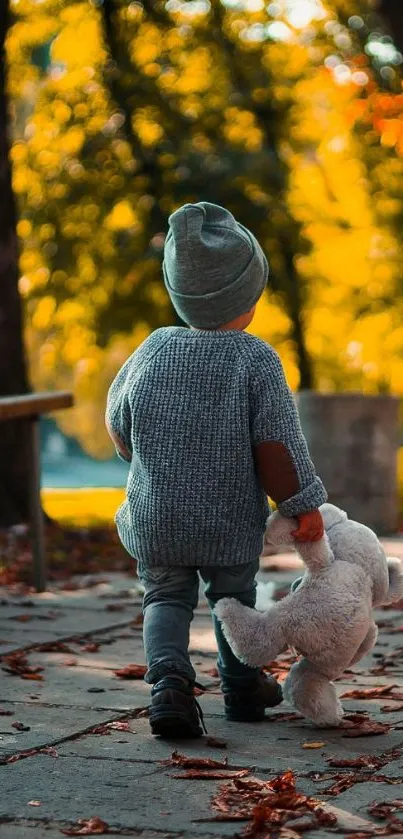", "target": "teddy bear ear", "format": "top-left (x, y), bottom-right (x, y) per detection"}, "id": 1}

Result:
top-left (264, 510), bottom-right (298, 547)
